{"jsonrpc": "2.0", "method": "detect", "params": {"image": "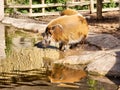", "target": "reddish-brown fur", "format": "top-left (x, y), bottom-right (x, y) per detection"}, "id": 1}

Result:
top-left (42, 14), bottom-right (88, 50)
top-left (60, 8), bottom-right (79, 16)
top-left (48, 64), bottom-right (86, 83)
